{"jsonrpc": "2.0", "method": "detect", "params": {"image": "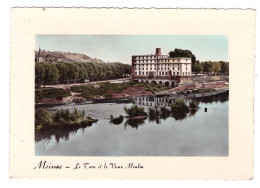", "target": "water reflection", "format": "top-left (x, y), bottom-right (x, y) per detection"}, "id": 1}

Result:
top-left (193, 92), bottom-right (229, 104)
top-left (124, 118), bottom-right (146, 129)
top-left (35, 92), bottom-right (228, 143)
top-left (35, 121), bottom-right (94, 143)
top-left (133, 91), bottom-right (229, 107)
